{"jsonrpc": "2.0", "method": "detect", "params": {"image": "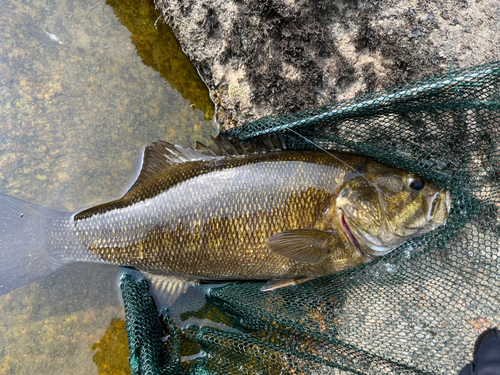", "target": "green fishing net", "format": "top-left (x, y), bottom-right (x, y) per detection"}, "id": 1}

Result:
top-left (119, 61), bottom-right (500, 374)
